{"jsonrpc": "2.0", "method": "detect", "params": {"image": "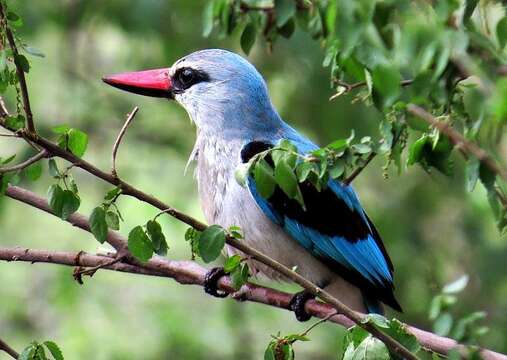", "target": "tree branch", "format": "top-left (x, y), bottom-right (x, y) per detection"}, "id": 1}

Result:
top-left (0, 3), bottom-right (35, 133)
top-left (407, 104), bottom-right (507, 182)
top-left (0, 149), bottom-right (47, 173)
top-left (0, 337), bottom-right (19, 359)
top-left (4, 185), bottom-right (507, 360)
